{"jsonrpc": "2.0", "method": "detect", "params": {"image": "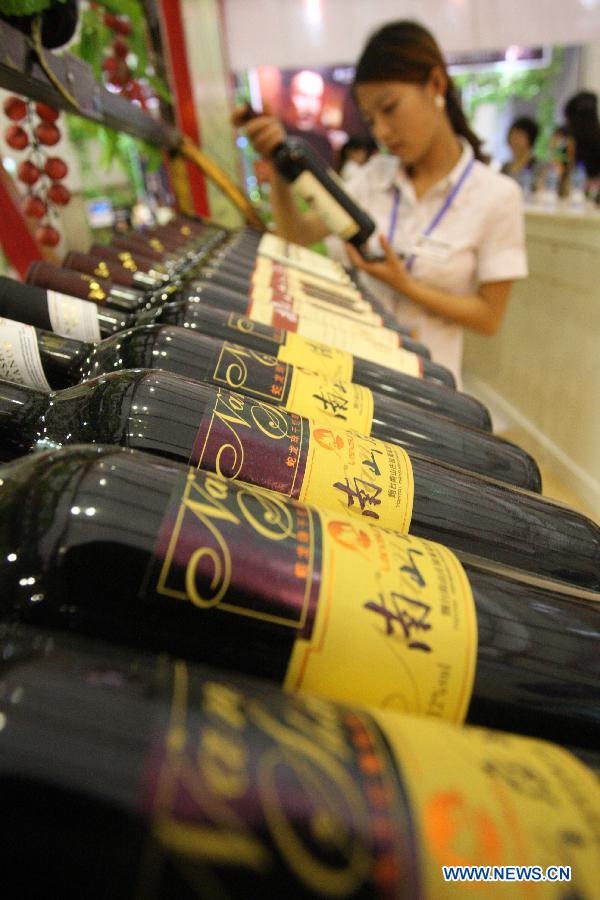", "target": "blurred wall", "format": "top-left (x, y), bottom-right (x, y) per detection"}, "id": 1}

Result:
top-left (223, 0), bottom-right (600, 70)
